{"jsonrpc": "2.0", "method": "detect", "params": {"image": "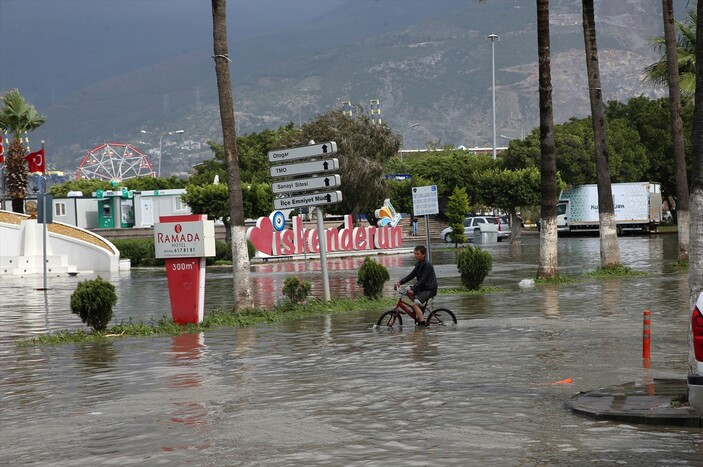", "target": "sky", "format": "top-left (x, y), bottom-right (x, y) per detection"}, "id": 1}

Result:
top-left (0, 0), bottom-right (347, 106)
